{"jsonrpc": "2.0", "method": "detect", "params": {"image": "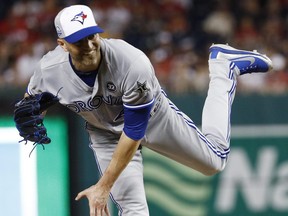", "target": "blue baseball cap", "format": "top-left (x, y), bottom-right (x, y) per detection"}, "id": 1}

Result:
top-left (54, 5), bottom-right (104, 43)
